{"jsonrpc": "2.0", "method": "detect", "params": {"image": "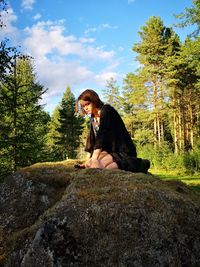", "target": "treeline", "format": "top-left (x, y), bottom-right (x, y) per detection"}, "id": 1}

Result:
top-left (0, 40), bottom-right (84, 177)
top-left (124, 17), bottom-right (199, 154)
top-left (0, 0), bottom-right (200, 178)
top-left (0, 44), bottom-right (84, 178)
top-left (102, 4), bottom-right (200, 173)
top-left (0, 0), bottom-right (84, 179)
